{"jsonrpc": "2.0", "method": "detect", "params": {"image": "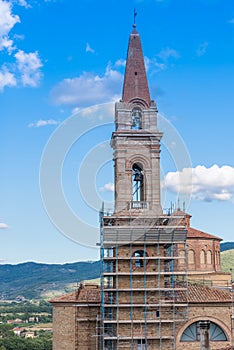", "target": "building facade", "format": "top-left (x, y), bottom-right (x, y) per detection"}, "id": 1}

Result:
top-left (51, 25), bottom-right (233, 350)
